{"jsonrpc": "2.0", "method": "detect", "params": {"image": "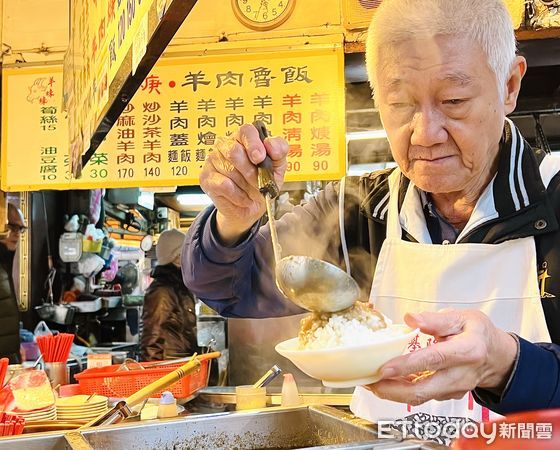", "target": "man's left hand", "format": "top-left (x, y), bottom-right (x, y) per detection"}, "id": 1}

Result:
top-left (365, 310), bottom-right (518, 406)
